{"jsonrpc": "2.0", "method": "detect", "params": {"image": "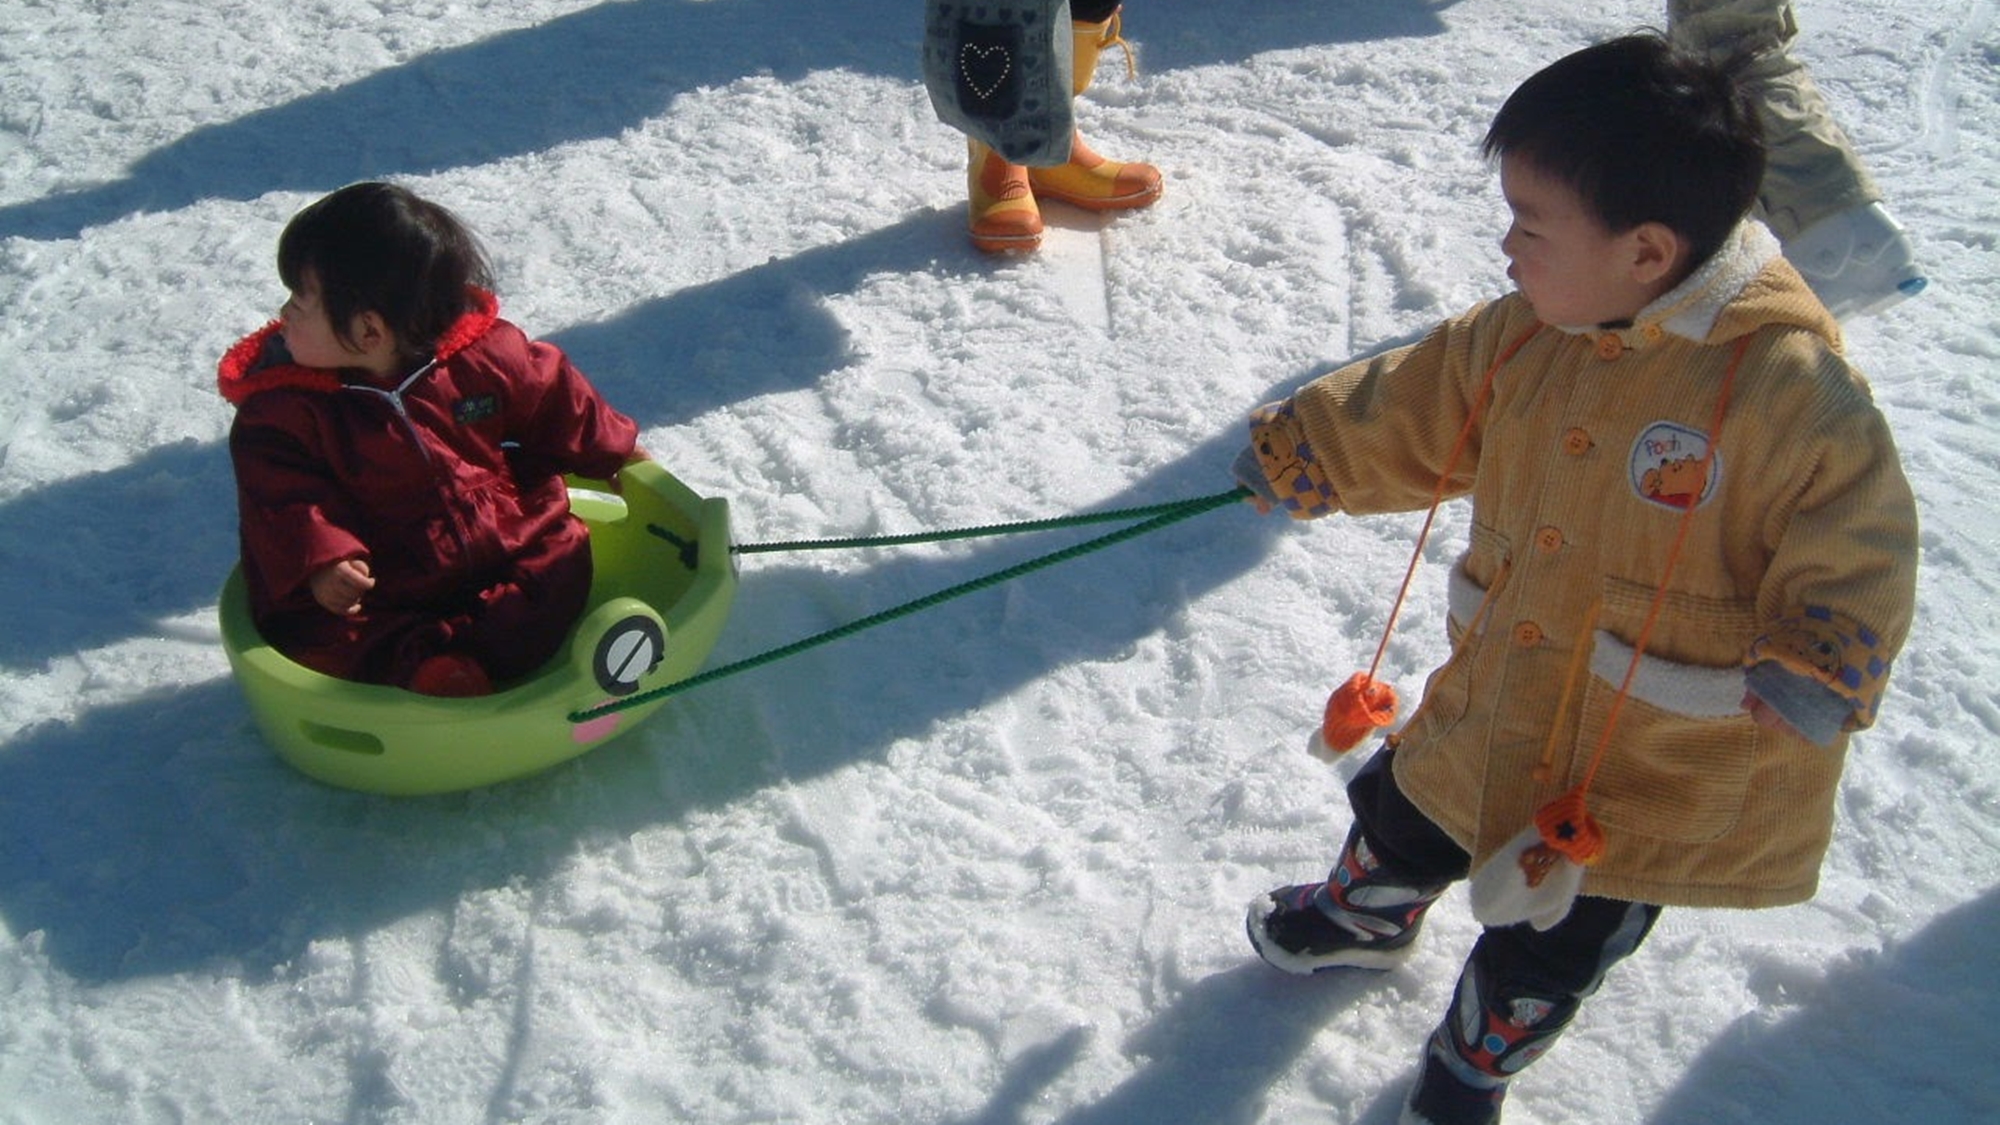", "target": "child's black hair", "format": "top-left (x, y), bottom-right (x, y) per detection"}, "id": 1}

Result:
top-left (1483, 32), bottom-right (1765, 270)
top-left (277, 182), bottom-right (493, 358)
